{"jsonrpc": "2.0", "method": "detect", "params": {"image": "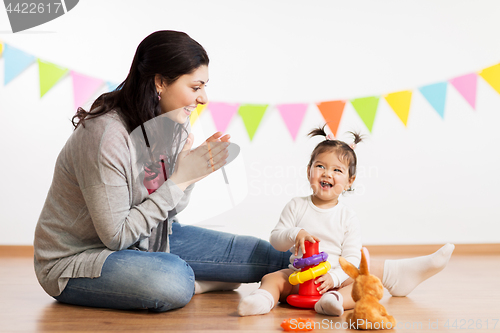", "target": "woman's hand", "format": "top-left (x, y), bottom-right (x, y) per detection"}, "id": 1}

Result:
top-left (169, 132), bottom-right (229, 191)
top-left (294, 229), bottom-right (321, 256)
top-left (206, 131), bottom-right (231, 143)
top-left (314, 273), bottom-right (334, 294)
